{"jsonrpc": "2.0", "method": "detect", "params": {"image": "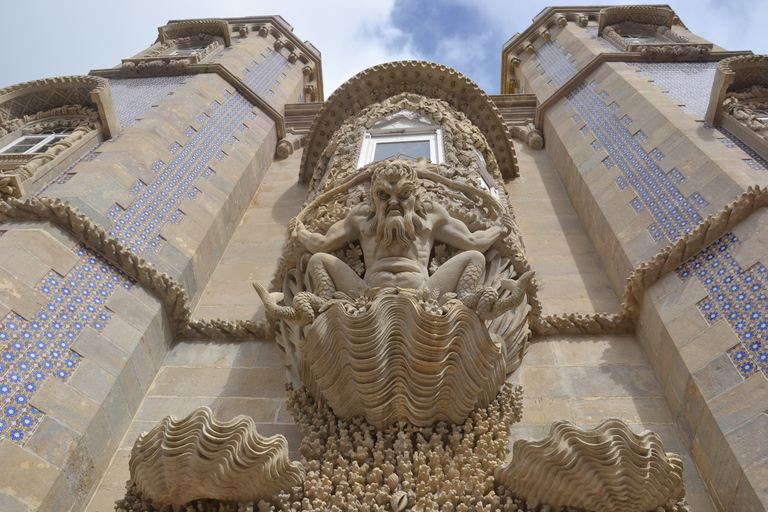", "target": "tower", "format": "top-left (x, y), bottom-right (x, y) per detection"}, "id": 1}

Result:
top-left (0, 7), bottom-right (765, 512)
